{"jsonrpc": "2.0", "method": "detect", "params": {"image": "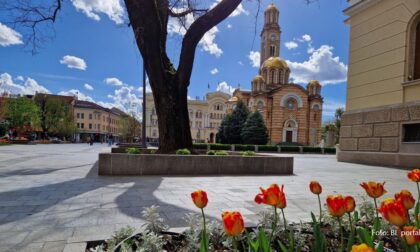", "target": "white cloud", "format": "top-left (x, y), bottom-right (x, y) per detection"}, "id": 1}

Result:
top-left (15, 76), bottom-right (24, 81)
top-left (168, 8), bottom-right (222, 57)
top-left (70, 0), bottom-right (125, 24)
top-left (286, 45), bottom-right (348, 85)
top-left (104, 77), bottom-right (123, 86)
top-left (210, 68), bottom-right (219, 75)
top-left (84, 83), bottom-right (94, 91)
top-left (227, 24), bottom-right (232, 29)
top-left (138, 77), bottom-right (152, 94)
top-left (58, 89), bottom-right (95, 102)
top-left (323, 100), bottom-right (346, 117)
top-left (105, 85), bottom-right (142, 118)
top-left (0, 73), bottom-right (50, 95)
top-left (60, 55), bottom-right (87, 70)
top-left (217, 81), bottom-right (235, 94)
top-left (210, 0), bottom-right (249, 17)
top-left (302, 34), bottom-right (312, 42)
top-left (285, 41), bottom-right (298, 50)
top-left (0, 23), bottom-right (23, 47)
top-left (238, 61), bottom-right (244, 66)
top-left (248, 51), bottom-right (260, 68)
